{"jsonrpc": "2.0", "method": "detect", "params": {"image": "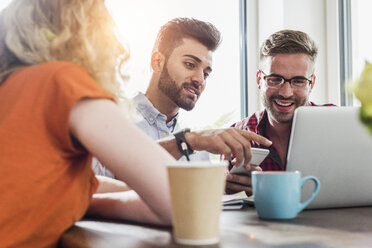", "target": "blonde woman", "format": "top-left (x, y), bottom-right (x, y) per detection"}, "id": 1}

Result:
top-left (0, 0), bottom-right (175, 246)
top-left (0, 0), bottom-right (270, 247)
